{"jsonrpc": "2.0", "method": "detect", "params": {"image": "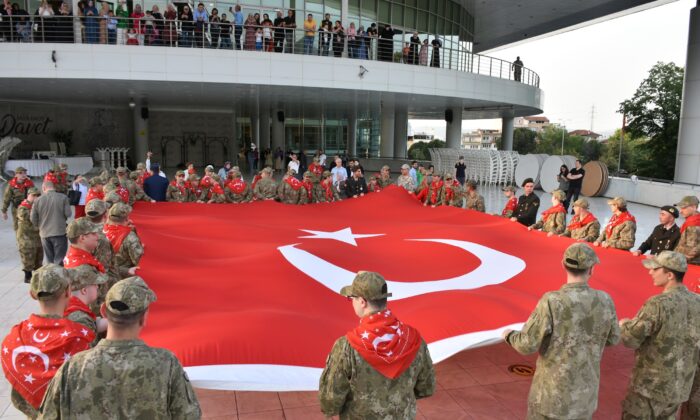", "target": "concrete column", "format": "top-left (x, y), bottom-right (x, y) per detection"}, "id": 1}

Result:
top-left (394, 107), bottom-right (408, 158)
top-left (229, 111), bottom-right (238, 164)
top-left (675, 2), bottom-right (700, 184)
top-left (271, 110), bottom-right (285, 152)
top-left (501, 116), bottom-right (514, 151)
top-left (445, 106), bottom-right (462, 149)
top-left (380, 101), bottom-right (395, 158)
top-left (133, 103), bottom-right (148, 165)
top-left (341, 0), bottom-right (349, 57)
top-left (251, 115), bottom-right (260, 151)
top-left (347, 110), bottom-right (357, 157)
top-left (71, 0), bottom-right (82, 44)
top-left (259, 108), bottom-right (271, 150)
